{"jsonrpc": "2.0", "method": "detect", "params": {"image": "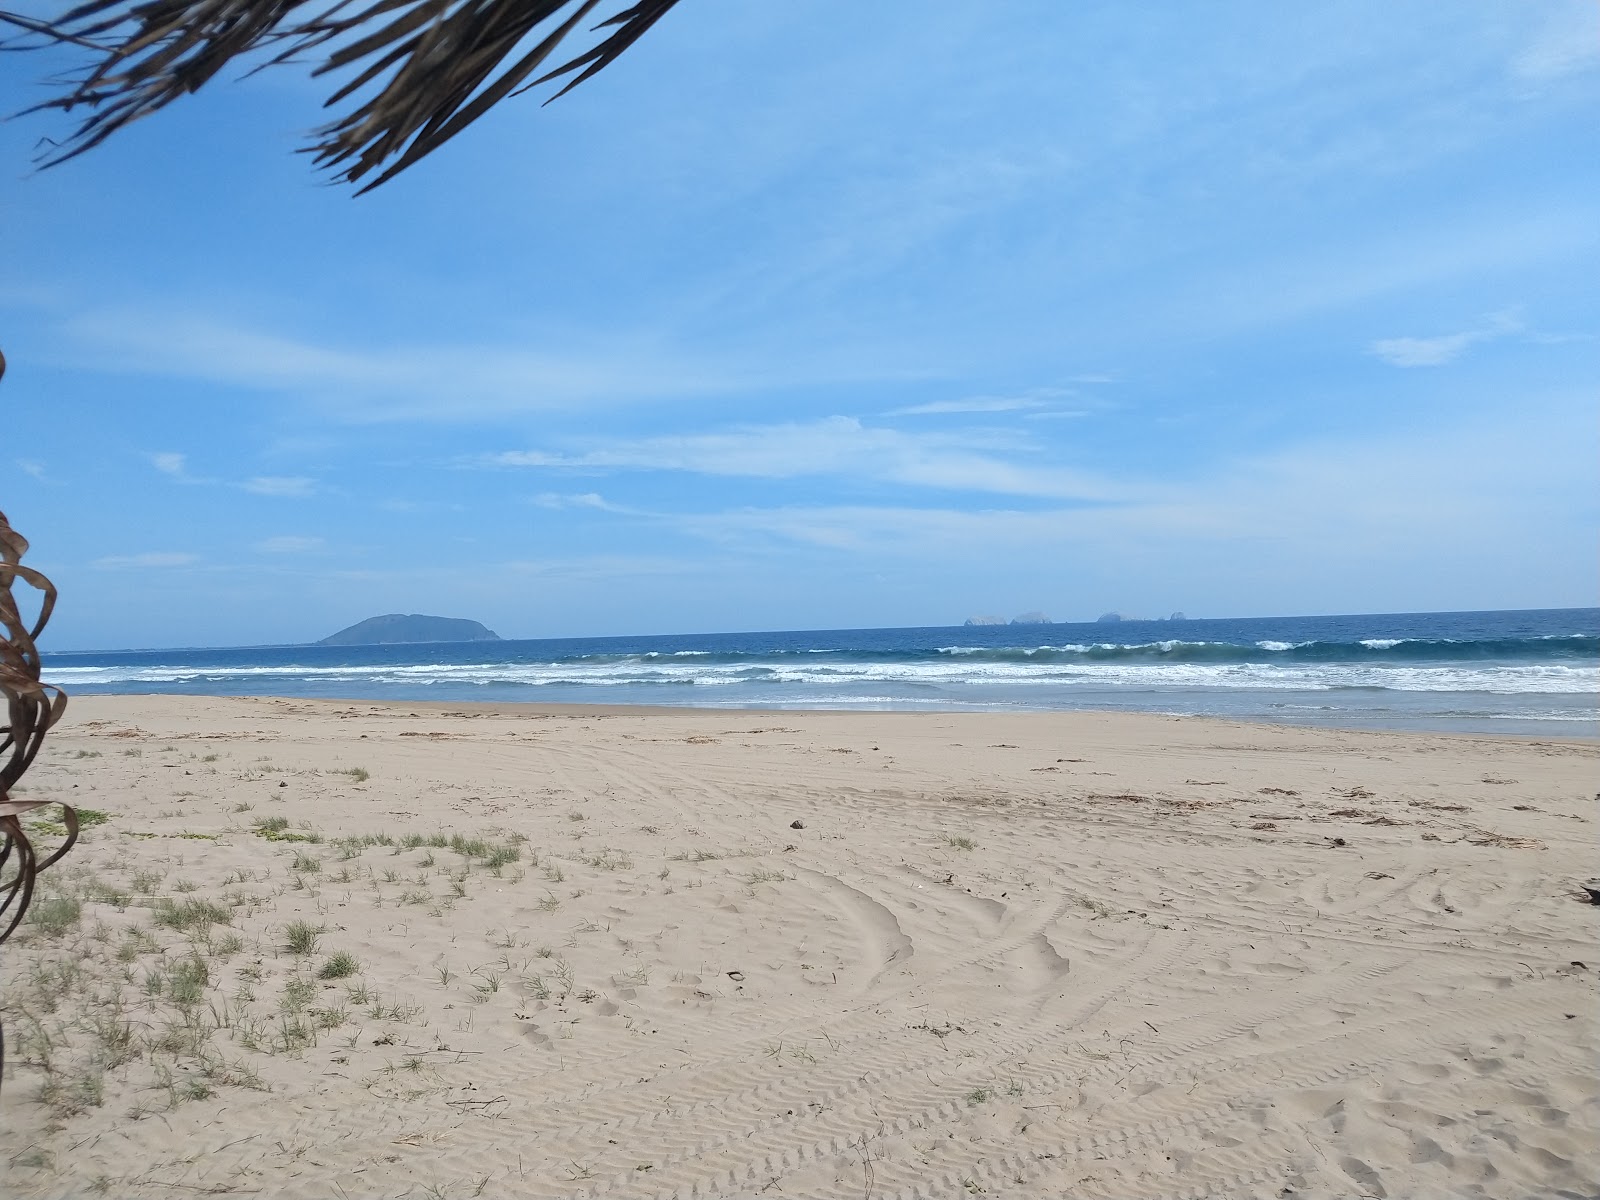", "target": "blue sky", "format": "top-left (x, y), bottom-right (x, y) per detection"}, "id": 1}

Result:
top-left (1, 0), bottom-right (1596, 649)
